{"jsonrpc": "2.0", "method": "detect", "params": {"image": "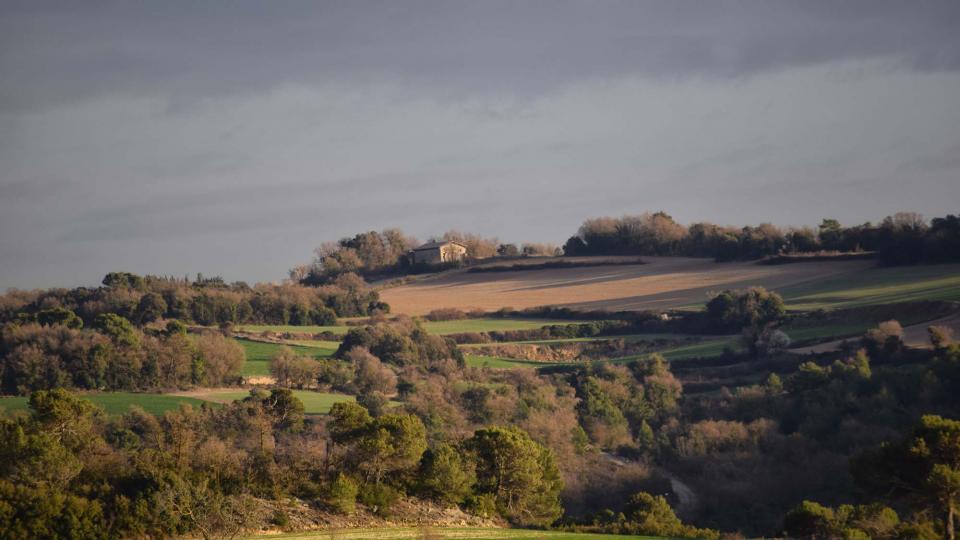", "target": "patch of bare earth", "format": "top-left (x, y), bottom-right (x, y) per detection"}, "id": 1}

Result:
top-left (168, 388), bottom-right (250, 403)
top-left (380, 256), bottom-right (873, 316)
top-left (251, 497), bottom-right (500, 537)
